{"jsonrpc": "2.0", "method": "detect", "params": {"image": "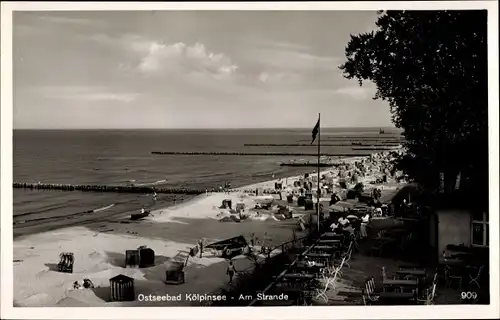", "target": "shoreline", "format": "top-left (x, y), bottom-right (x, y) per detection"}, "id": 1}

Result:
top-left (12, 151), bottom-right (400, 307)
